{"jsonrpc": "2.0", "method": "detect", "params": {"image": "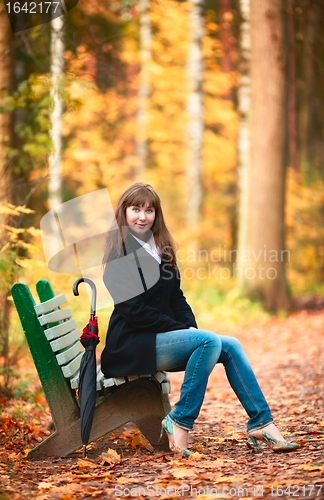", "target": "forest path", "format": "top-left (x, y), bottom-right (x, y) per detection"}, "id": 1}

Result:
top-left (1, 310), bottom-right (323, 499)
